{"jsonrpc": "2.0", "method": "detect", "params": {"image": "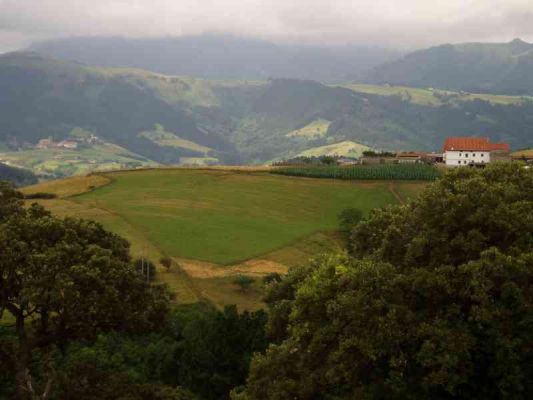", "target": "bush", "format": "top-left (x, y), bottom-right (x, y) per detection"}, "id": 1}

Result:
top-left (160, 257), bottom-right (173, 271)
top-left (337, 208), bottom-right (363, 238)
top-left (262, 273), bottom-right (282, 285)
top-left (23, 192), bottom-right (57, 199)
top-left (233, 275), bottom-right (255, 292)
